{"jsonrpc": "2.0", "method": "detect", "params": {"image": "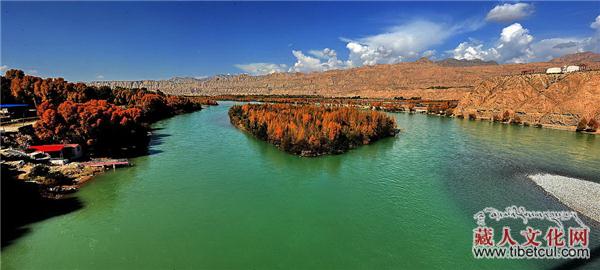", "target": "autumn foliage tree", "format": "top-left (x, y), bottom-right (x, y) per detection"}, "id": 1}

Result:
top-left (229, 103), bottom-right (398, 156)
top-left (111, 87), bottom-right (203, 122)
top-left (587, 118), bottom-right (599, 132)
top-left (577, 117), bottom-right (600, 132)
top-left (576, 117), bottom-right (588, 132)
top-left (35, 100), bottom-right (146, 154)
top-left (2, 69), bottom-right (205, 154)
